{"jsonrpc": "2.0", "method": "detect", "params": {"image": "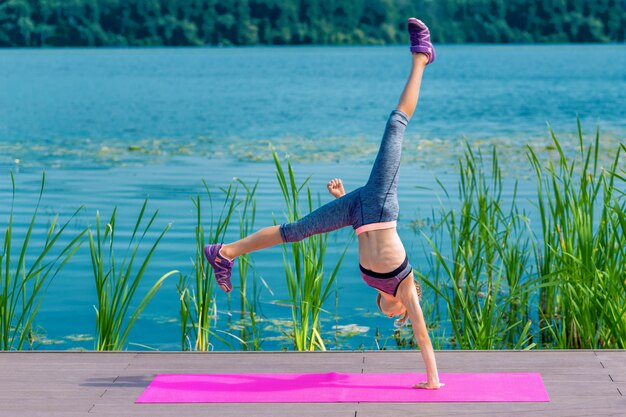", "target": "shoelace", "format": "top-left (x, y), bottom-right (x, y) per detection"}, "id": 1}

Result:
top-left (215, 271), bottom-right (230, 283)
top-left (216, 260), bottom-right (232, 283)
top-left (409, 29), bottom-right (422, 46)
top-left (214, 260), bottom-right (231, 275)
